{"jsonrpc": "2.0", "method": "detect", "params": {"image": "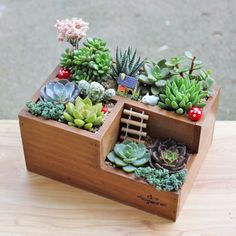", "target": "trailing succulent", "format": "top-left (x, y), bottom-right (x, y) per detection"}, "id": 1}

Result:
top-left (26, 101), bottom-right (64, 121)
top-left (134, 167), bottom-right (187, 191)
top-left (40, 79), bottom-right (79, 104)
top-left (72, 38), bottom-right (112, 82)
top-left (77, 80), bottom-right (115, 103)
top-left (158, 76), bottom-right (208, 114)
top-left (111, 47), bottom-right (144, 79)
top-left (63, 97), bottom-right (104, 131)
top-left (149, 139), bottom-right (189, 174)
top-left (107, 140), bottom-right (150, 173)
